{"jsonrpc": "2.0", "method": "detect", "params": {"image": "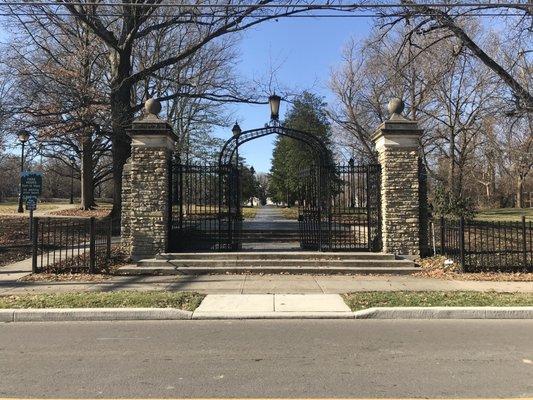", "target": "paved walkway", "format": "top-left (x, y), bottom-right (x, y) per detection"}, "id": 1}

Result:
top-left (1, 266), bottom-right (533, 294)
top-left (242, 205), bottom-right (298, 230)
